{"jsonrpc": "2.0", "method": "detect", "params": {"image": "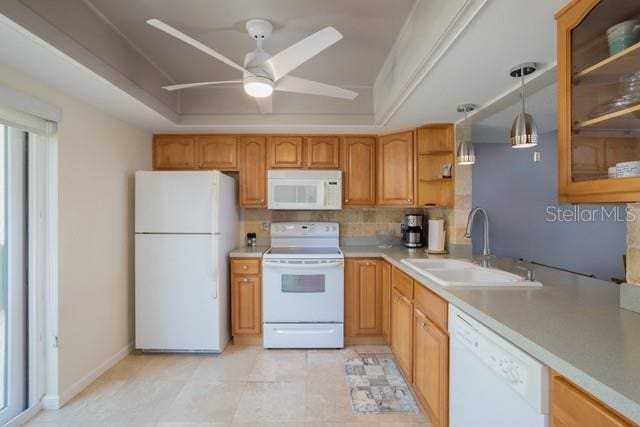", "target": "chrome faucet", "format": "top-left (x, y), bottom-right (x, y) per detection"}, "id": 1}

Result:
top-left (465, 207), bottom-right (490, 256)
